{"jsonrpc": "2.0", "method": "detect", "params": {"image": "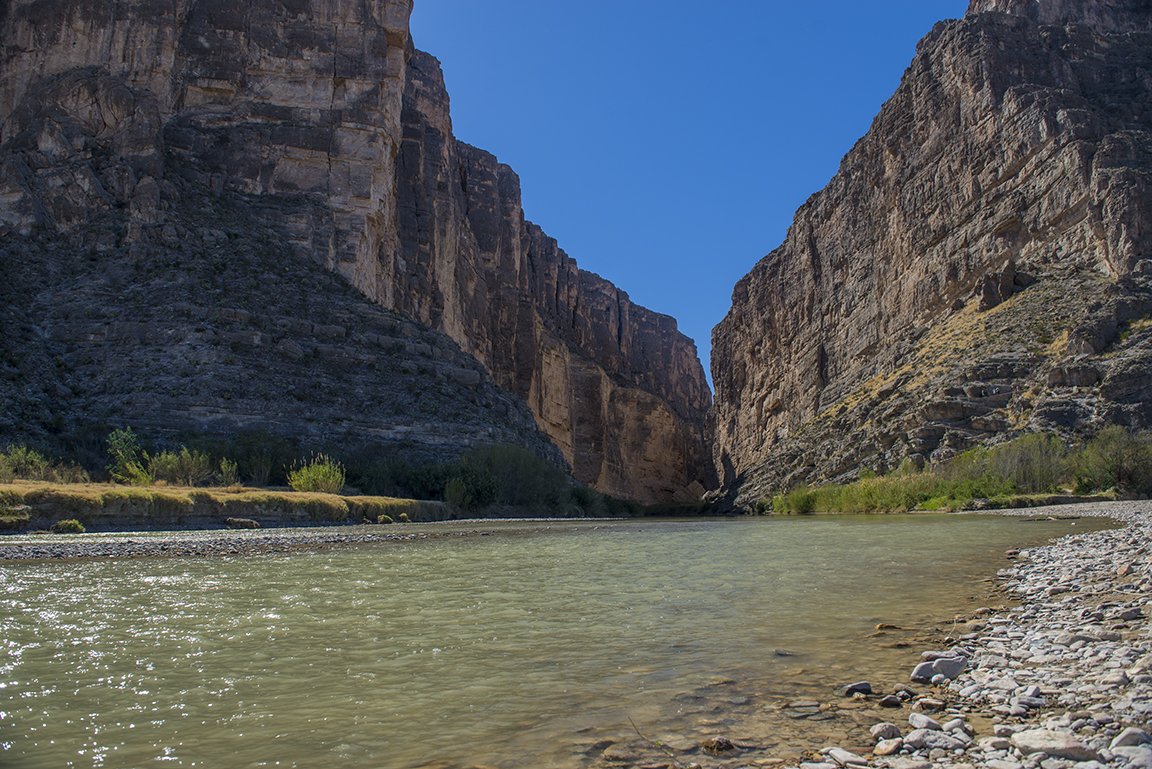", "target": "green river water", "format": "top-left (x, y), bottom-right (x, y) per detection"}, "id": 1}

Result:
top-left (0, 514), bottom-right (1105, 768)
